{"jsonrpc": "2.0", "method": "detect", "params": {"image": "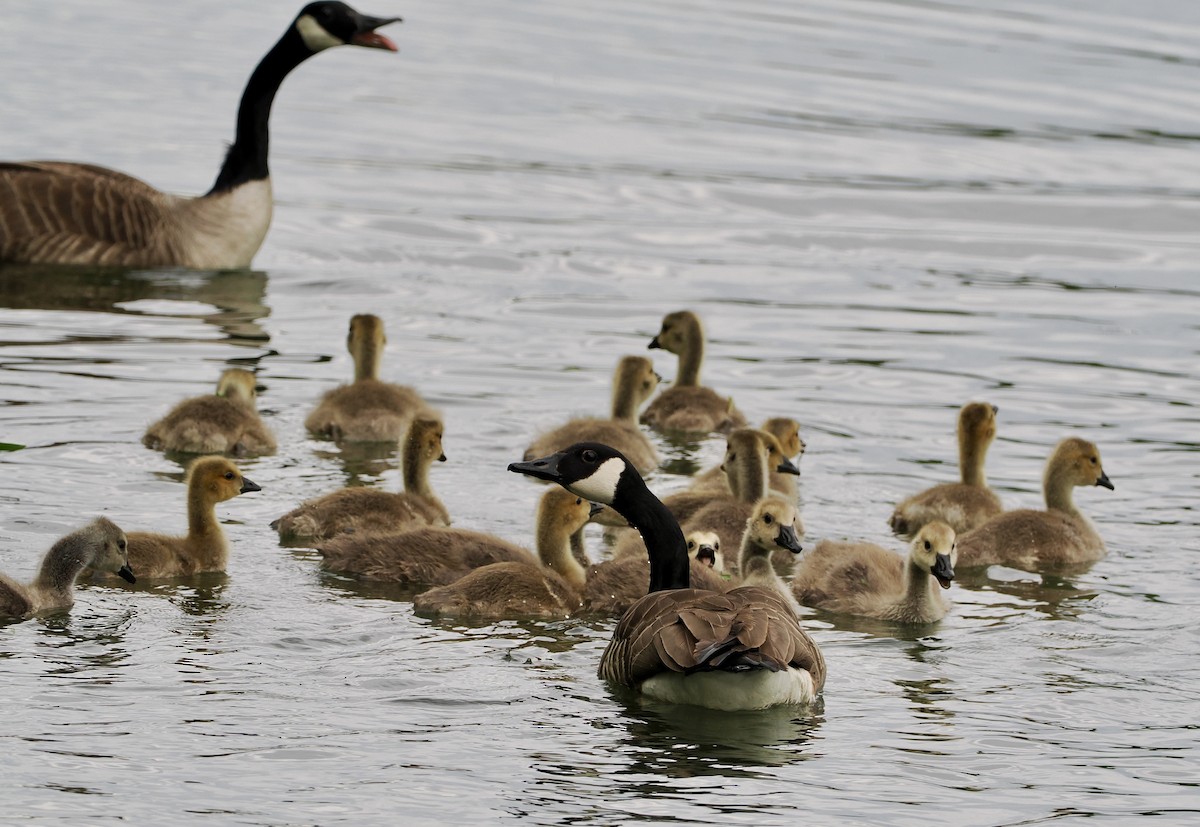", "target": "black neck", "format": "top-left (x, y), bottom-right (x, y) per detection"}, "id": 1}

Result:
top-left (208, 27), bottom-right (312, 195)
top-left (615, 474), bottom-right (690, 592)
